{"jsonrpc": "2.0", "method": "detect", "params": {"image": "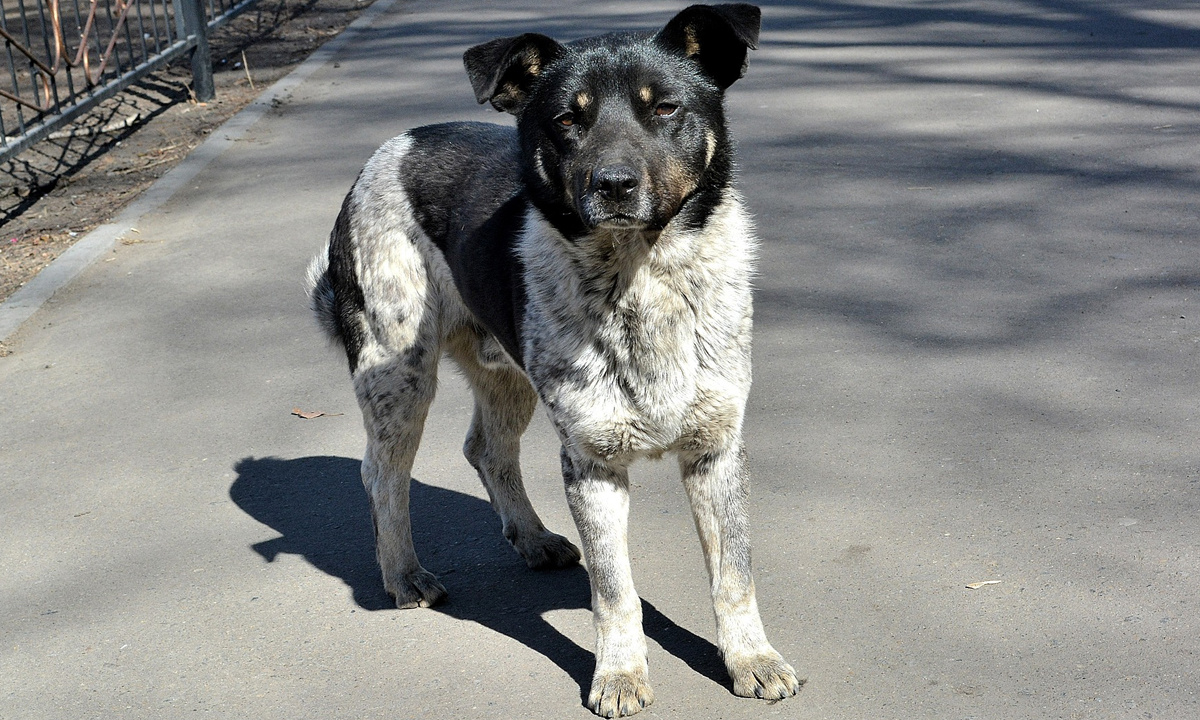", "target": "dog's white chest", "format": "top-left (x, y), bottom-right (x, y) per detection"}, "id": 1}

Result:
top-left (527, 262), bottom-right (699, 461)
top-left (519, 202), bottom-right (755, 464)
